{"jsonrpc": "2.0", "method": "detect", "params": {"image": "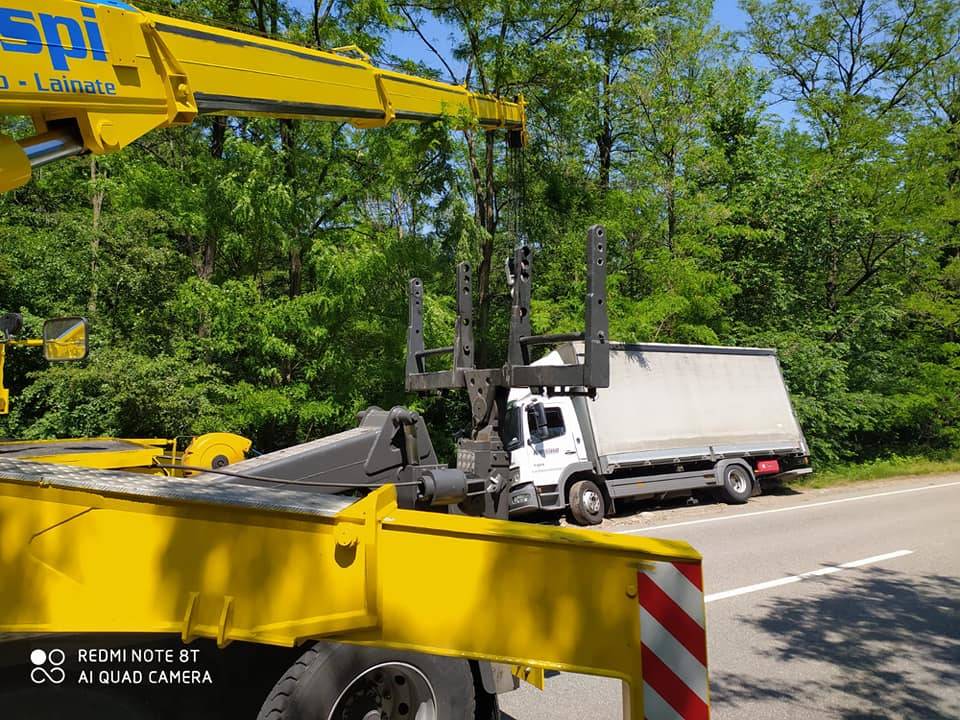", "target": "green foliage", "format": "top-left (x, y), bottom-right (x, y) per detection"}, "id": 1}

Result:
top-left (795, 451), bottom-right (960, 489)
top-left (2, 0), bottom-right (958, 470)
